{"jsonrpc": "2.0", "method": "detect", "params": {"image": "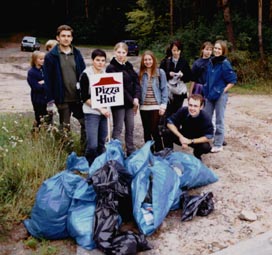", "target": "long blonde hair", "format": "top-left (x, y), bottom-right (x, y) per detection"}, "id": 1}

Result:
top-left (114, 42), bottom-right (128, 52)
top-left (139, 50), bottom-right (158, 83)
top-left (30, 51), bottom-right (45, 67)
